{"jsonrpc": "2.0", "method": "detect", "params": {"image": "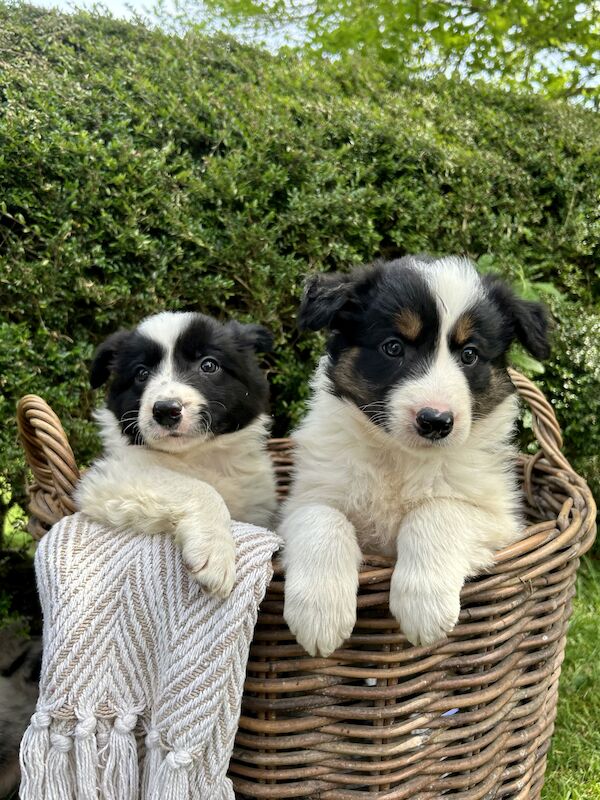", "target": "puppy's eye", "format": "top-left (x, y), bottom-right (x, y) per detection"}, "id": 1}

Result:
top-left (381, 338), bottom-right (404, 358)
top-left (200, 357), bottom-right (220, 373)
top-left (135, 366), bottom-right (149, 383)
top-left (461, 346), bottom-right (479, 366)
